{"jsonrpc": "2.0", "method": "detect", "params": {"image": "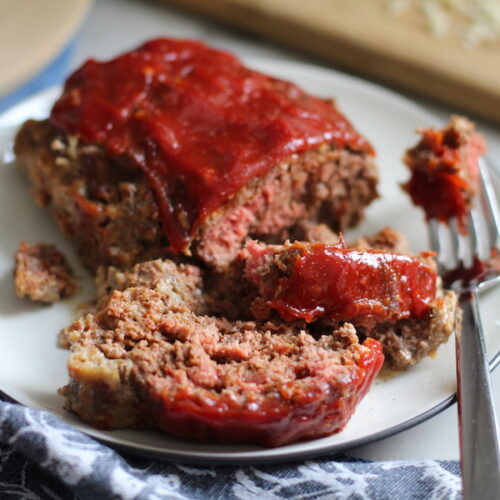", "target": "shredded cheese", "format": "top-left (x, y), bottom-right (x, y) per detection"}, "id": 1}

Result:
top-left (421, 0), bottom-right (450, 37)
top-left (388, 0), bottom-right (500, 47)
